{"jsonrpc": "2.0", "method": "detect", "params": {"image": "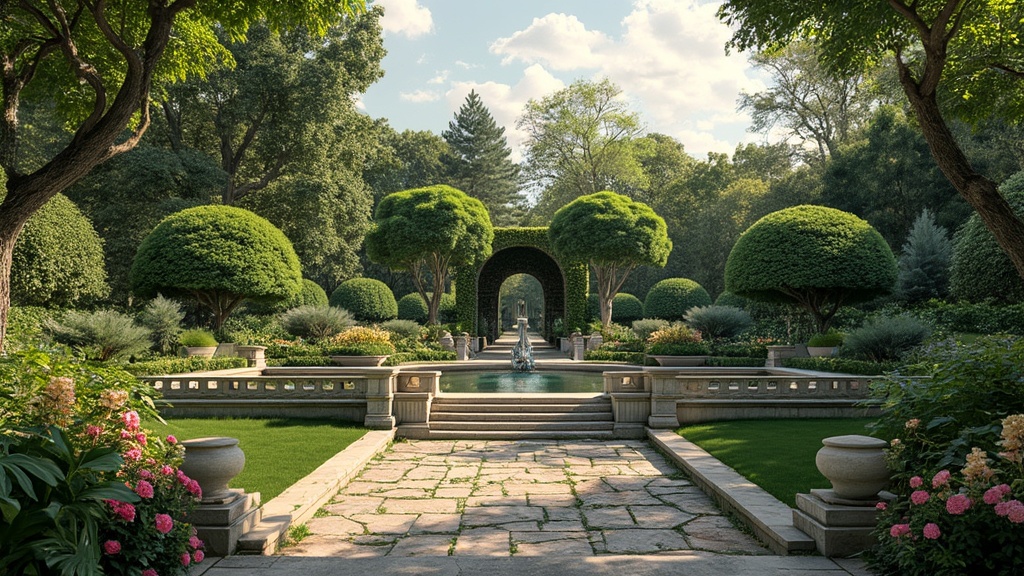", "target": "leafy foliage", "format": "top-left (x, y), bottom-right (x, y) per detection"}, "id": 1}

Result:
top-left (380, 319), bottom-right (423, 342)
top-left (328, 278), bottom-right (397, 322)
top-left (950, 172), bottom-right (1024, 303)
top-left (278, 306), bottom-right (355, 342)
top-left (646, 323), bottom-right (710, 356)
top-left (177, 329), bottom-right (217, 348)
top-left (725, 205), bottom-right (897, 333)
top-left (897, 209), bottom-right (953, 304)
top-left (782, 356), bottom-right (898, 375)
top-left (44, 311), bottom-right (153, 362)
top-left (130, 205), bottom-right (302, 329)
top-left (643, 278), bottom-right (713, 321)
top-left (11, 194), bottom-right (109, 308)
top-left (397, 293), bottom-right (455, 324)
top-left (323, 326), bottom-right (395, 356)
top-left (122, 356), bottom-right (248, 377)
top-left (842, 314), bottom-right (932, 363)
top-left (610, 293), bottom-right (644, 325)
top-left (684, 305), bottom-right (753, 340)
top-left (631, 319), bottom-right (670, 341)
top-left (137, 296), bottom-right (184, 355)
